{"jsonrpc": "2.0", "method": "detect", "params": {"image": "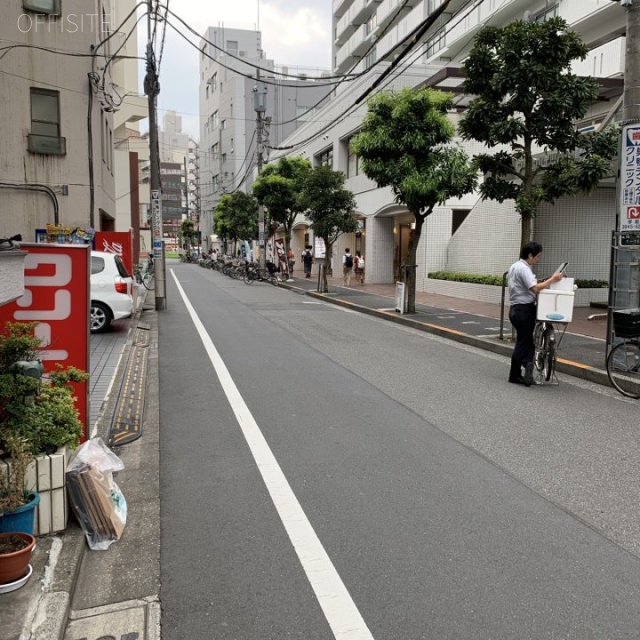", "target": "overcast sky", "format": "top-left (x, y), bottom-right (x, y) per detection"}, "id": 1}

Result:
top-left (141, 0), bottom-right (332, 138)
